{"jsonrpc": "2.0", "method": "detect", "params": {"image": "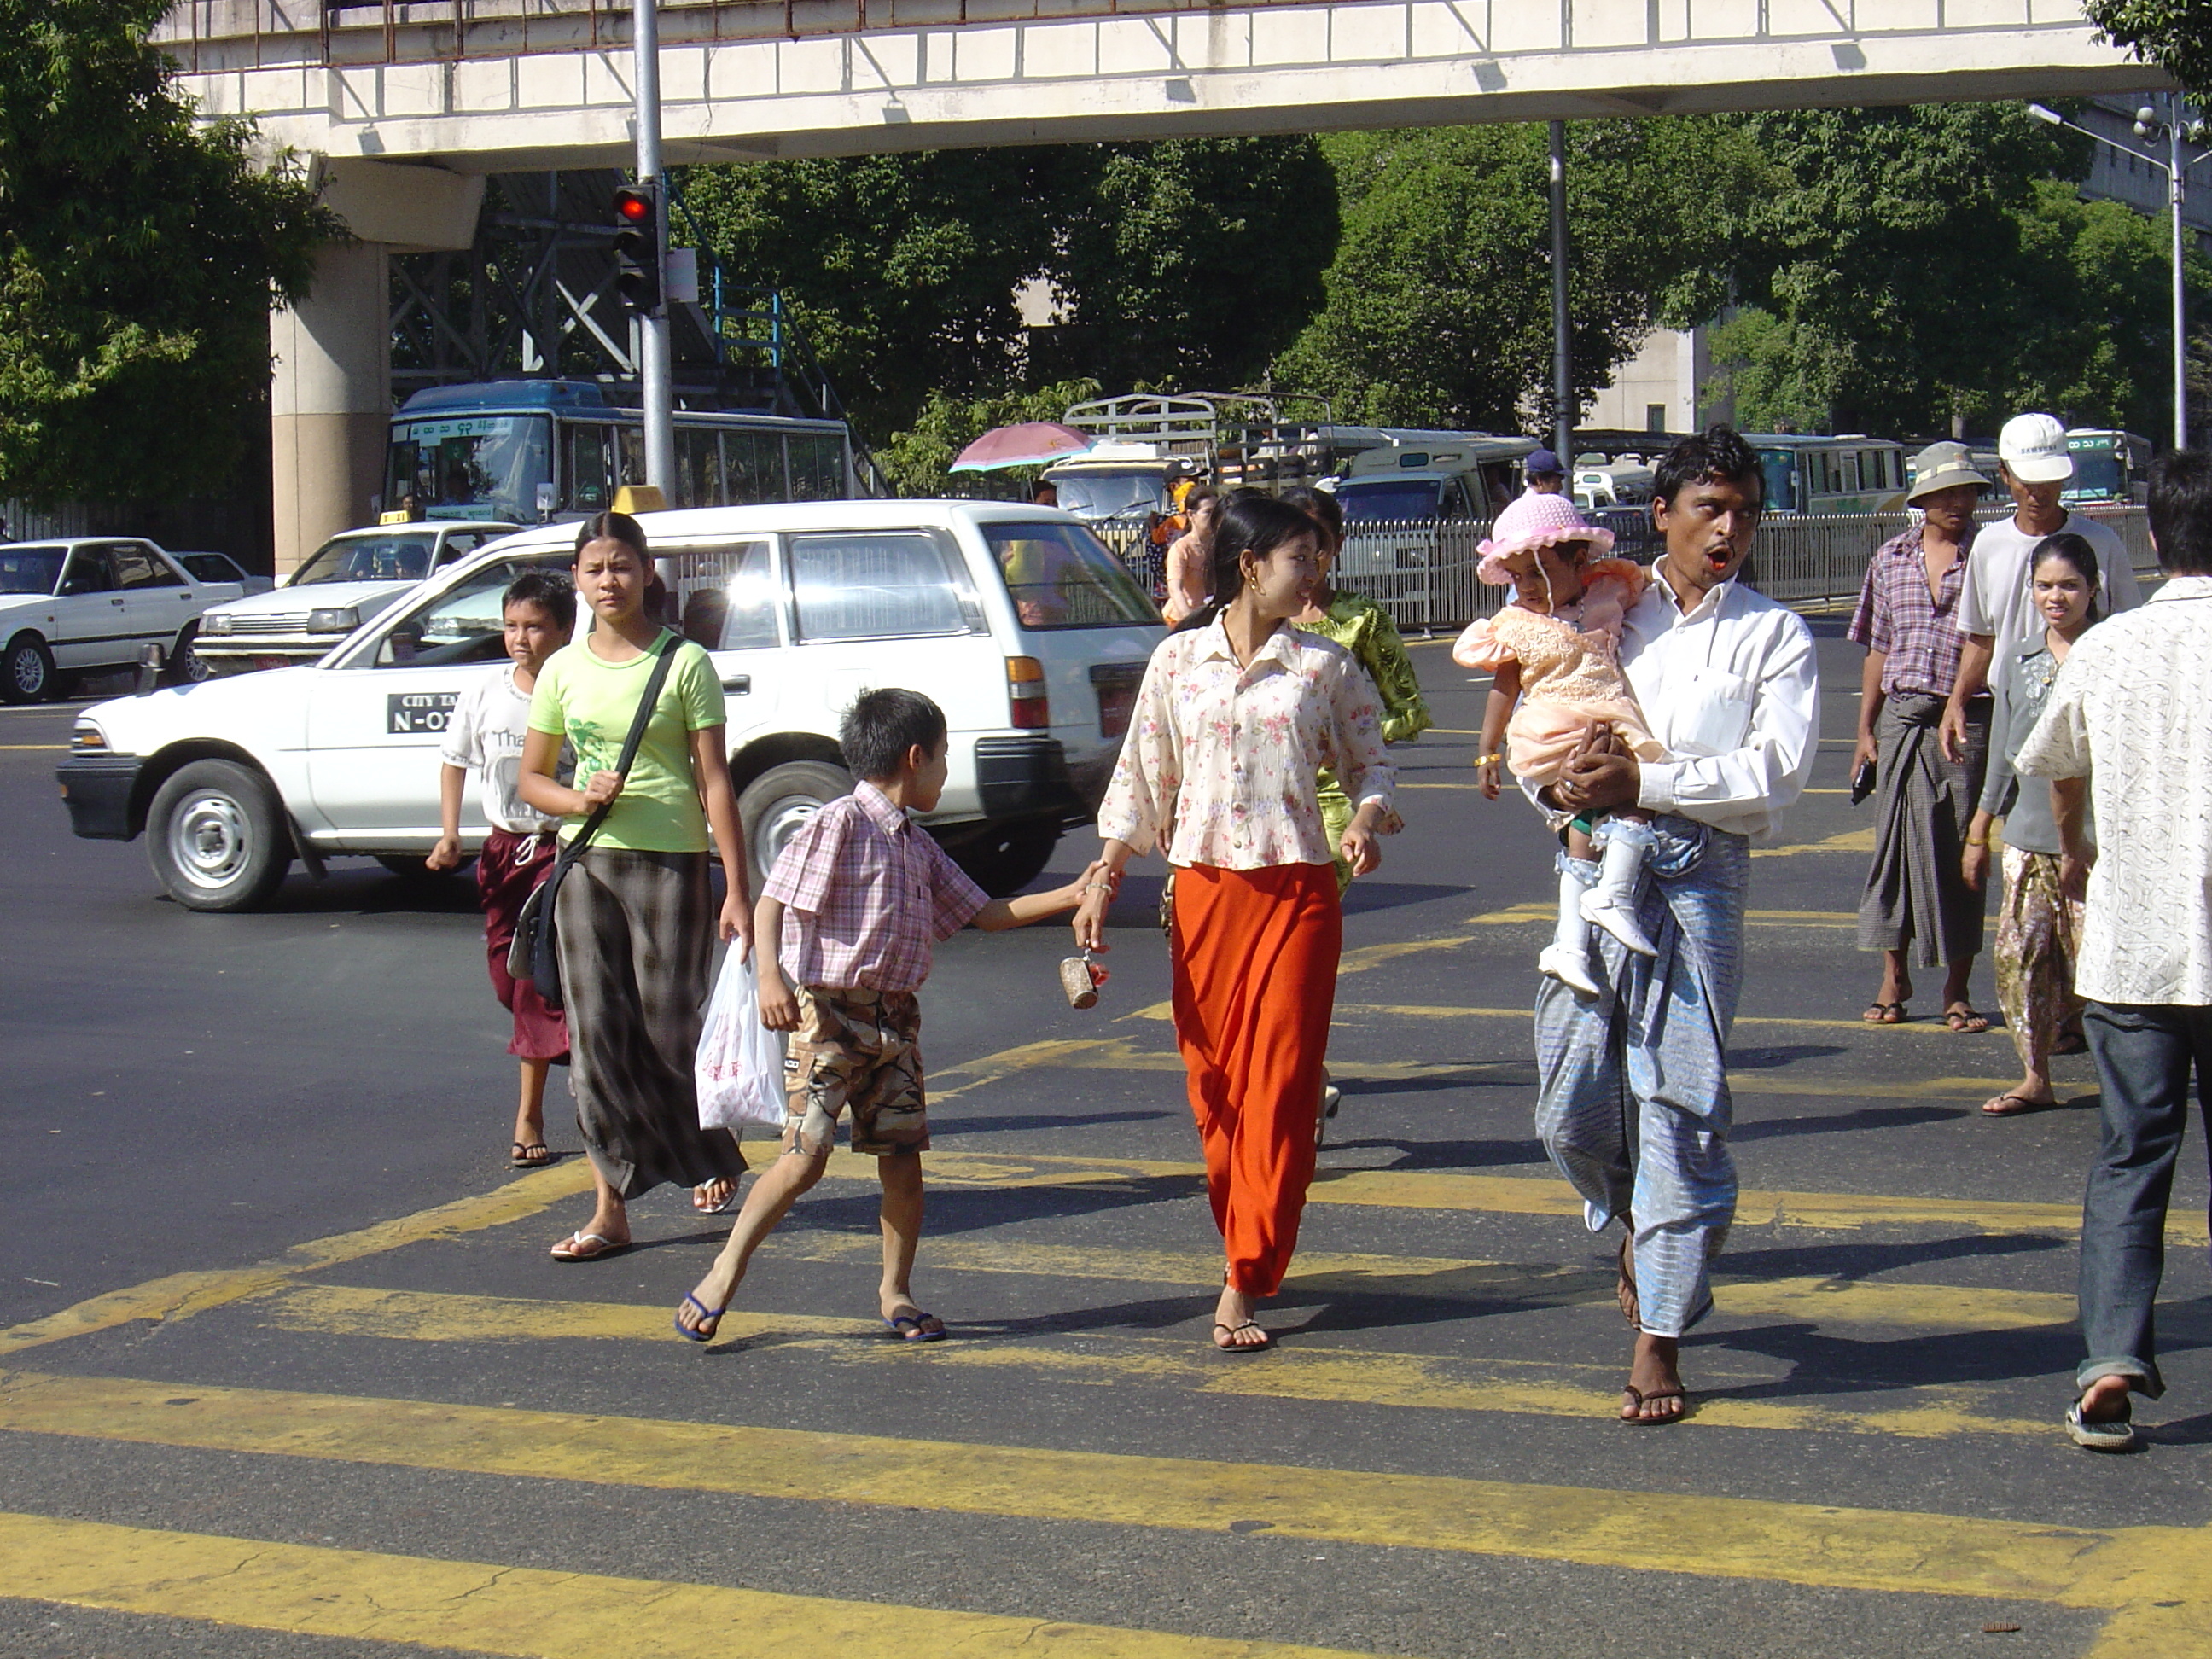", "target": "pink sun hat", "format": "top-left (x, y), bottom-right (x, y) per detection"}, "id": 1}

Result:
top-left (1476, 492), bottom-right (1615, 586)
